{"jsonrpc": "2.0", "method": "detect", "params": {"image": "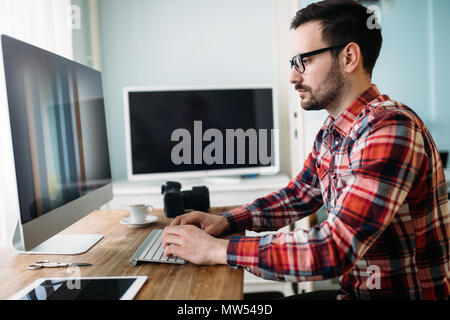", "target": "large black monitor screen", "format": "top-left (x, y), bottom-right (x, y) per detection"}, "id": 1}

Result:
top-left (2, 35), bottom-right (111, 224)
top-left (128, 89), bottom-right (275, 175)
